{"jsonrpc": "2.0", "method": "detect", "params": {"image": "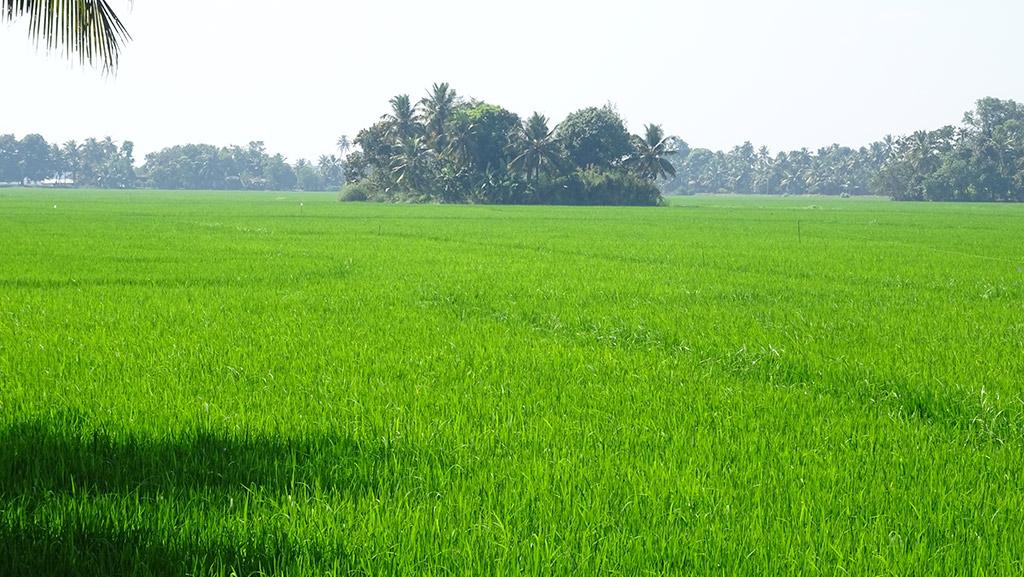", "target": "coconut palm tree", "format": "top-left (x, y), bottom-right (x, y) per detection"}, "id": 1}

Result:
top-left (442, 114), bottom-right (478, 171)
top-left (382, 95), bottom-right (421, 141)
top-left (868, 141), bottom-right (888, 169)
top-left (390, 137), bottom-right (434, 193)
top-left (318, 154), bottom-right (344, 187)
top-left (509, 113), bottom-right (562, 182)
top-left (754, 145), bottom-right (773, 194)
top-left (336, 135), bottom-right (351, 157)
top-left (2, 0), bottom-right (130, 71)
top-left (908, 130), bottom-right (938, 175)
top-left (625, 124), bottom-right (677, 181)
top-left (419, 82), bottom-right (458, 148)
top-left (61, 140), bottom-right (82, 182)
